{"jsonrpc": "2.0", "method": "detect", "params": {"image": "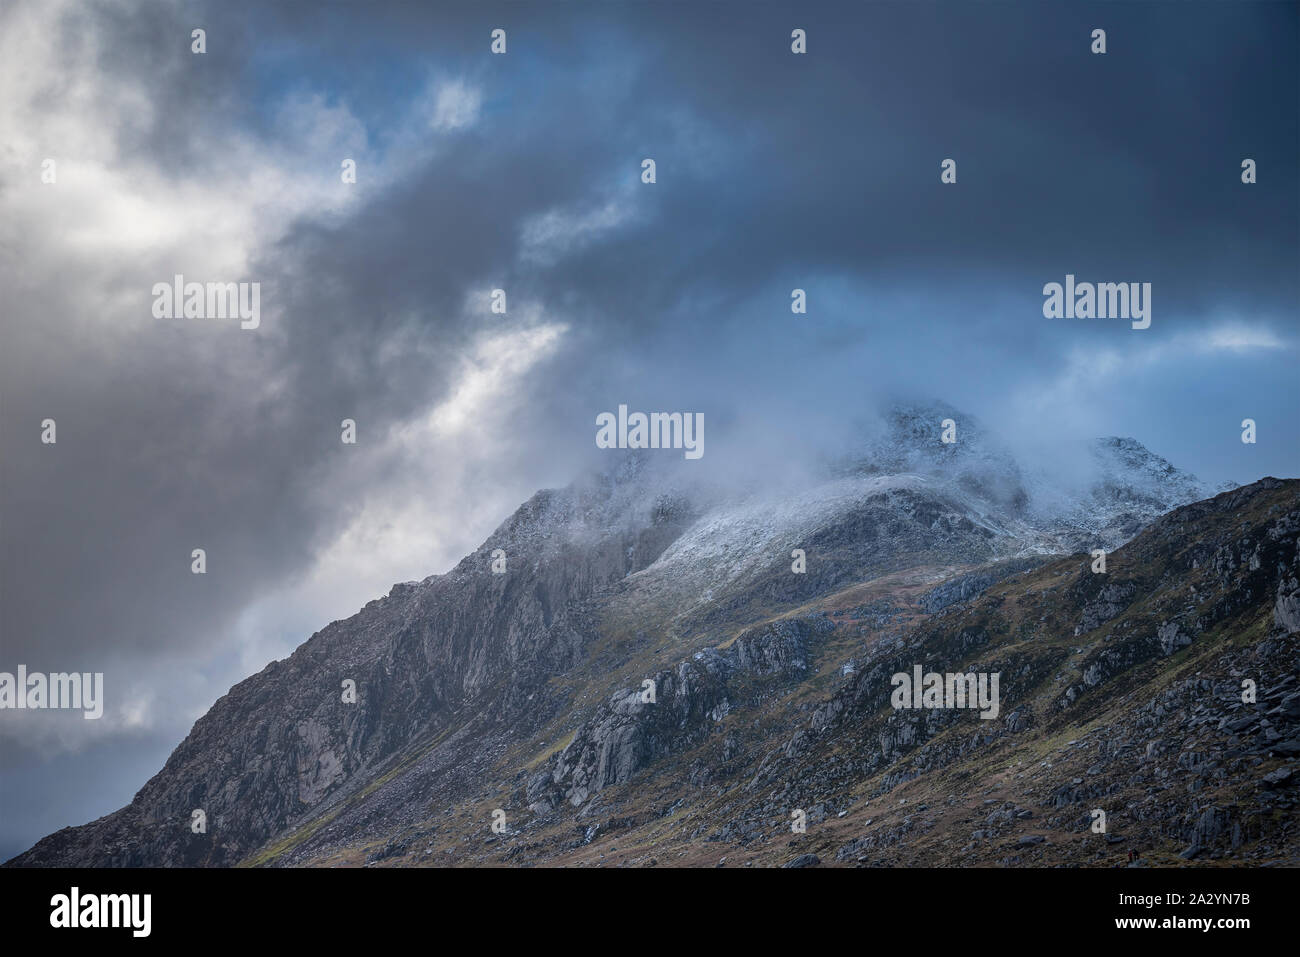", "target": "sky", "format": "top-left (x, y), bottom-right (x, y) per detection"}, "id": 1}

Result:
top-left (1, 0), bottom-right (1296, 861)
